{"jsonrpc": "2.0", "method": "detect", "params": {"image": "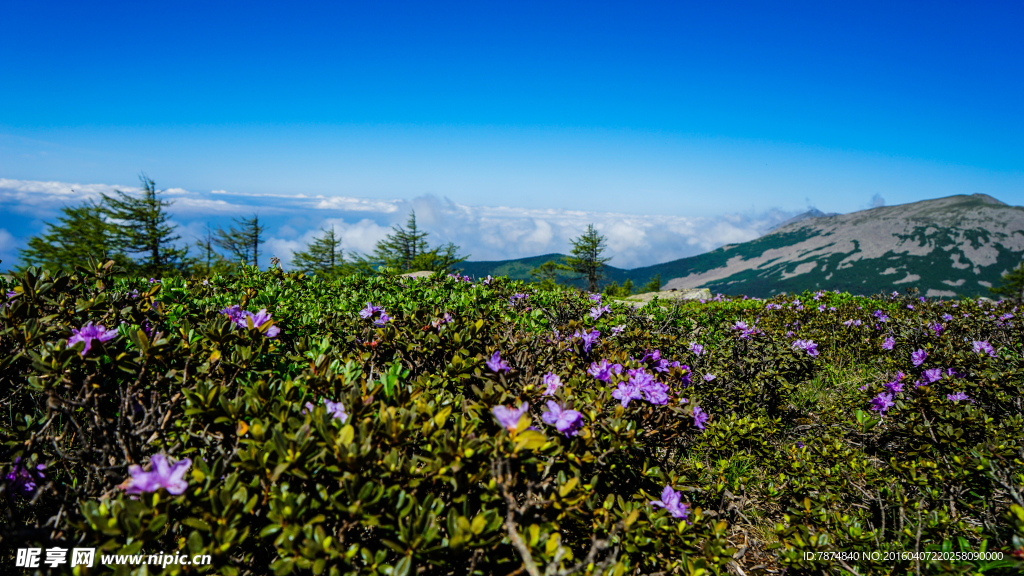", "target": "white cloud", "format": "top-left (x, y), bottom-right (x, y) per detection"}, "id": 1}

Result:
top-left (0, 178), bottom-right (798, 270)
